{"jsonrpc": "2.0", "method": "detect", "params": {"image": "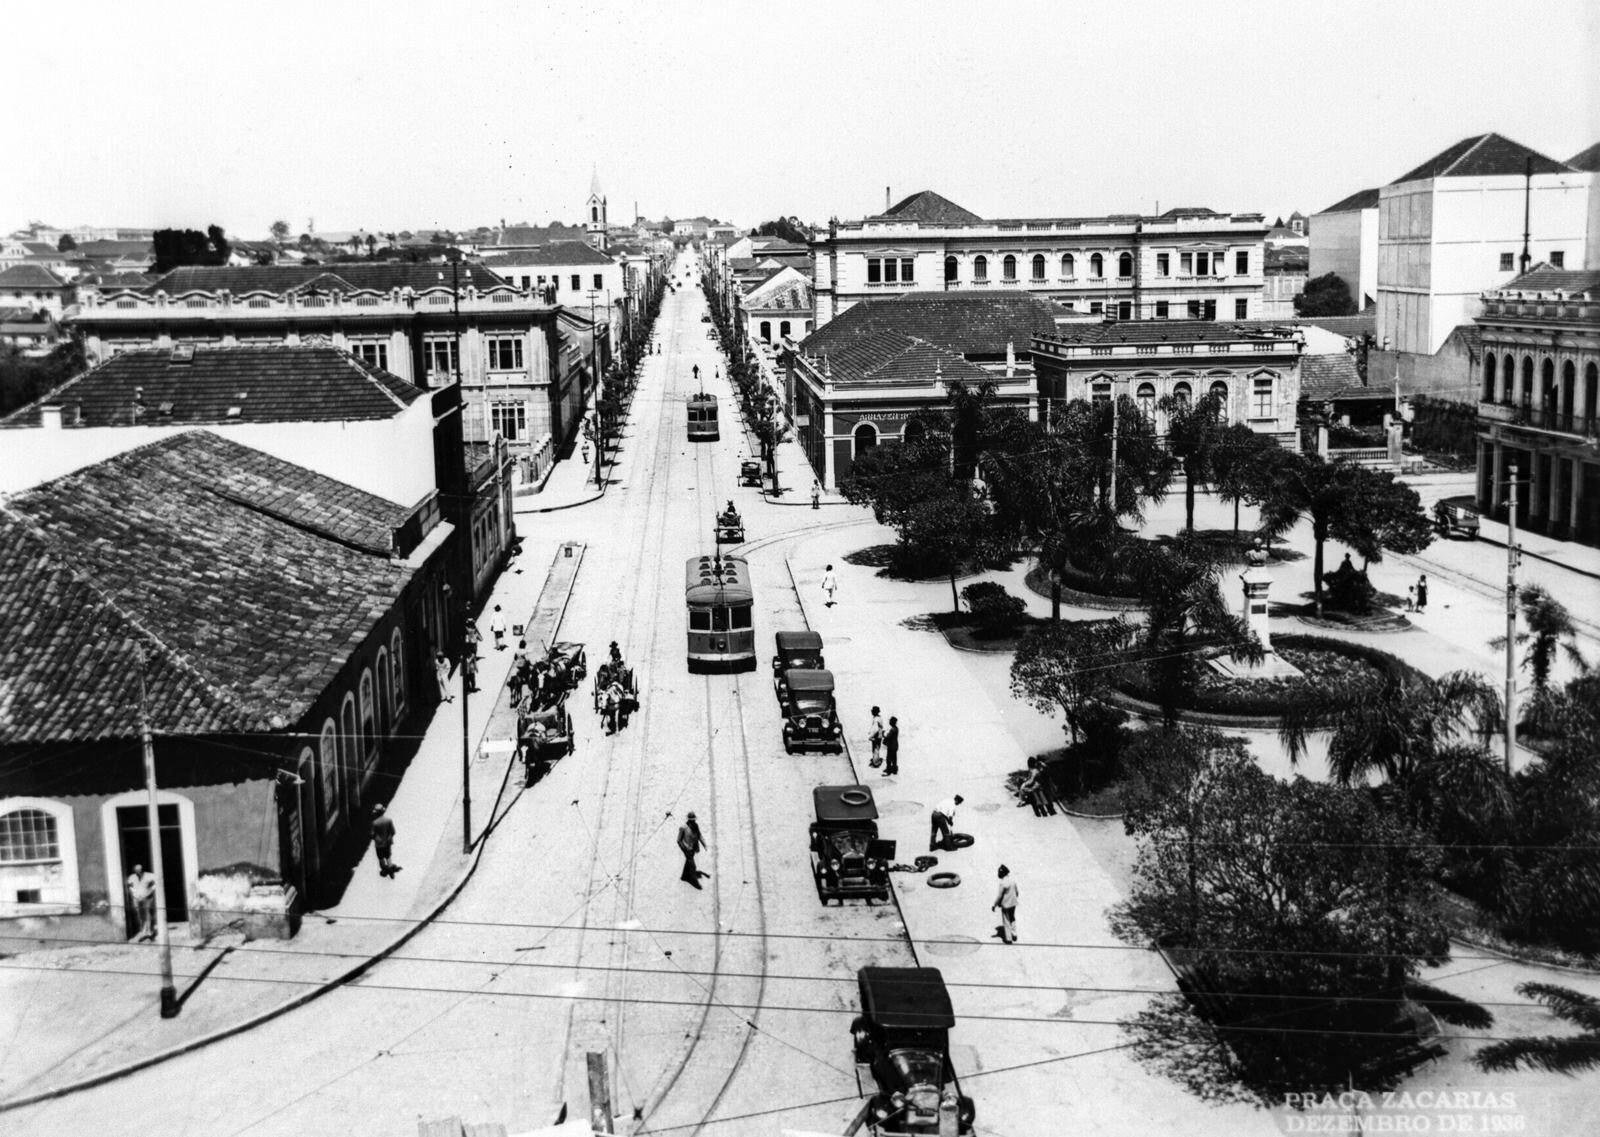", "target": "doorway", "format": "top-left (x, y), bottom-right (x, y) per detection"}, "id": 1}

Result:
top-left (115, 803), bottom-right (188, 938)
